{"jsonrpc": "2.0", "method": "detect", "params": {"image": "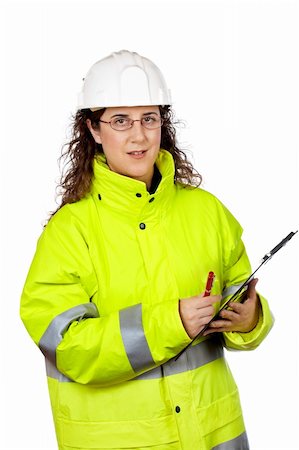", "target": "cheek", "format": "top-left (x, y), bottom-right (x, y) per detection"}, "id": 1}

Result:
top-left (101, 131), bottom-right (123, 150)
top-left (101, 137), bottom-right (128, 167)
top-left (150, 130), bottom-right (162, 147)
top-left (156, 131), bottom-right (162, 148)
